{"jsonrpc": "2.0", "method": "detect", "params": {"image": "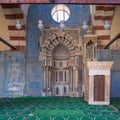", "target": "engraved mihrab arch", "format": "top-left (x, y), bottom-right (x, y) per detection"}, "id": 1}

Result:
top-left (42, 31), bottom-right (77, 56)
